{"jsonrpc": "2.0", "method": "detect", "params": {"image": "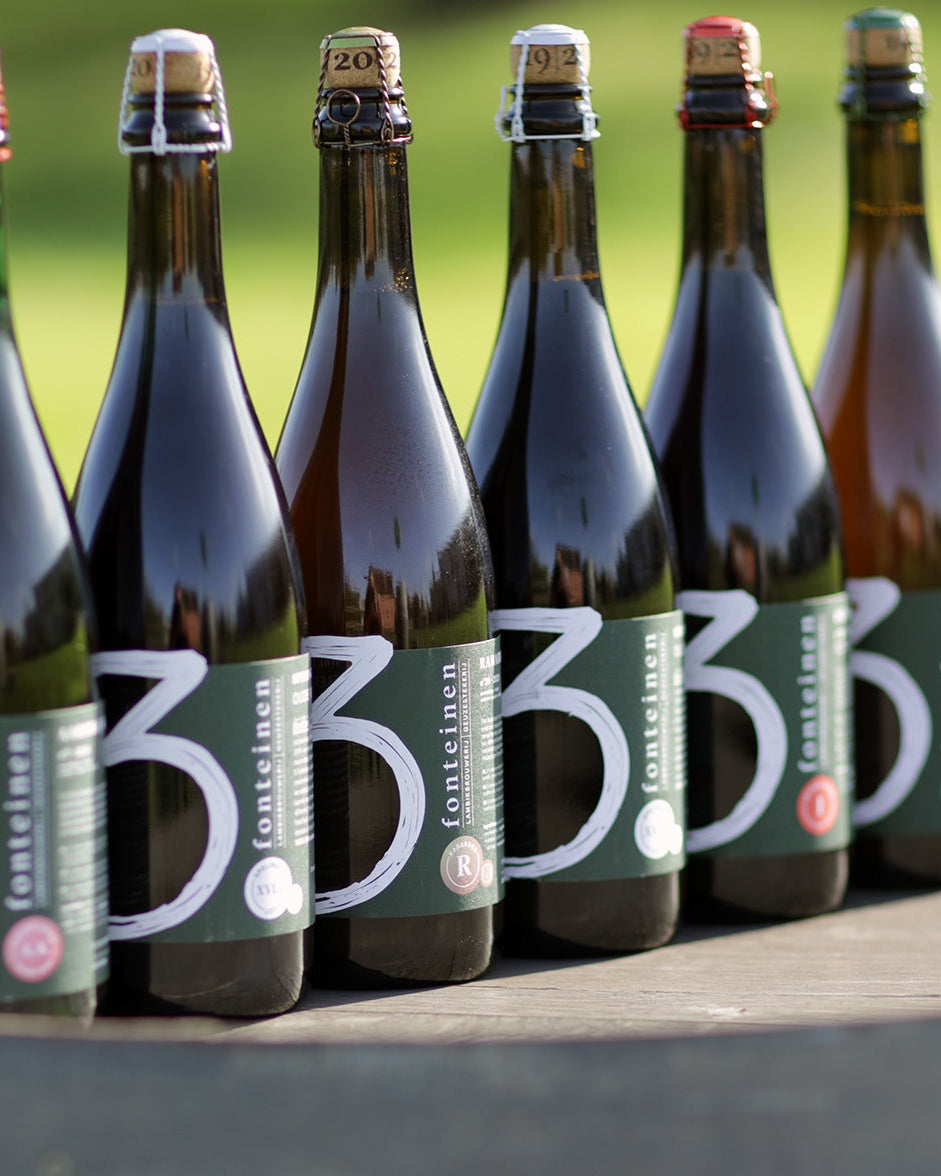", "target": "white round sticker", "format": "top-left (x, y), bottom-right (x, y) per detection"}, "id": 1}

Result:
top-left (634, 800), bottom-right (684, 860)
top-left (244, 857), bottom-right (304, 921)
